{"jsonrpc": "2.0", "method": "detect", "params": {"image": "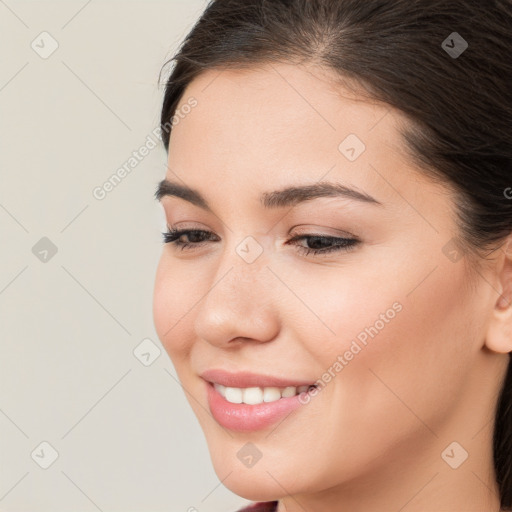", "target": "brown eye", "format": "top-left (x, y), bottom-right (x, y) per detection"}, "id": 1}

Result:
top-left (286, 233), bottom-right (360, 256)
top-left (162, 229), bottom-right (218, 250)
